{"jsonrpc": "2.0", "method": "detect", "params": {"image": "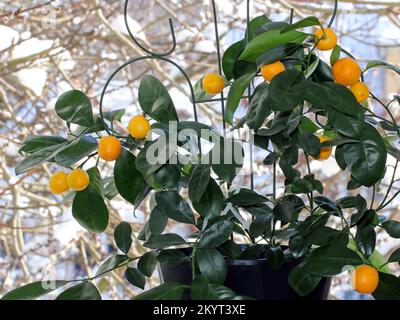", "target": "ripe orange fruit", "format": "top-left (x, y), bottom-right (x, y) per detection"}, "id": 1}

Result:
top-left (312, 135), bottom-right (332, 161)
top-left (128, 115), bottom-right (151, 139)
top-left (67, 169), bottom-right (90, 192)
top-left (350, 82), bottom-right (369, 104)
top-left (202, 73), bottom-right (225, 95)
top-left (332, 58), bottom-right (361, 86)
top-left (314, 28), bottom-right (337, 51)
top-left (98, 136), bottom-right (121, 161)
top-left (261, 61), bottom-right (285, 82)
top-left (352, 265), bottom-right (379, 294)
top-left (49, 171), bottom-right (69, 194)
